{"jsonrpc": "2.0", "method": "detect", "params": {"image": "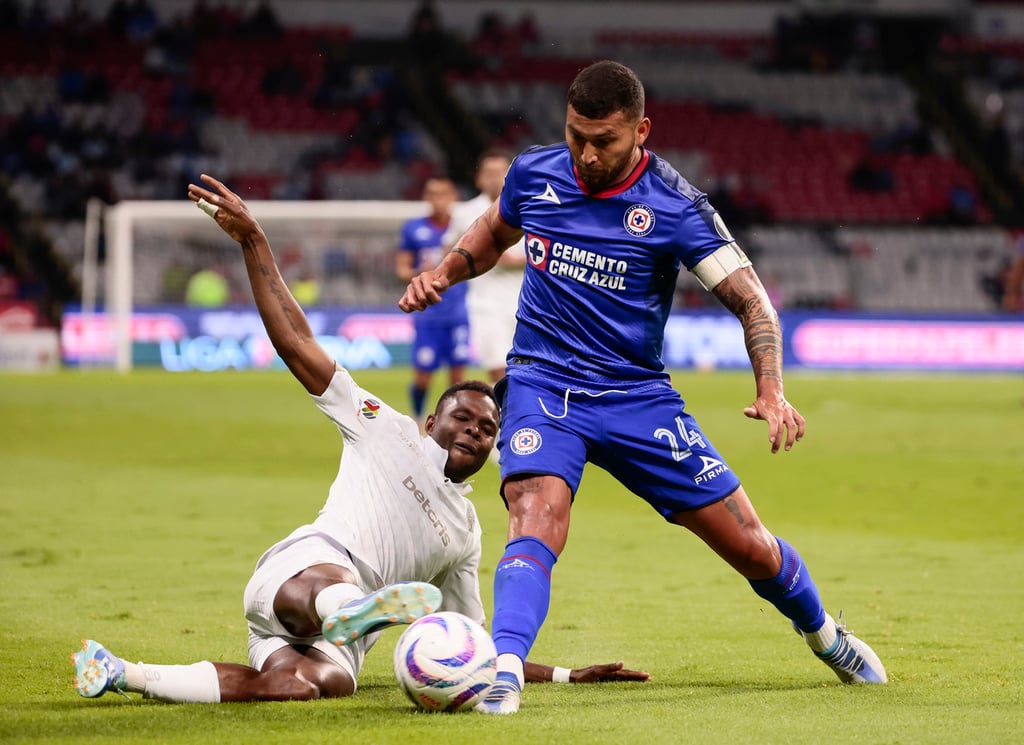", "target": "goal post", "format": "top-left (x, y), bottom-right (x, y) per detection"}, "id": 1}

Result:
top-left (99, 199), bottom-right (428, 372)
